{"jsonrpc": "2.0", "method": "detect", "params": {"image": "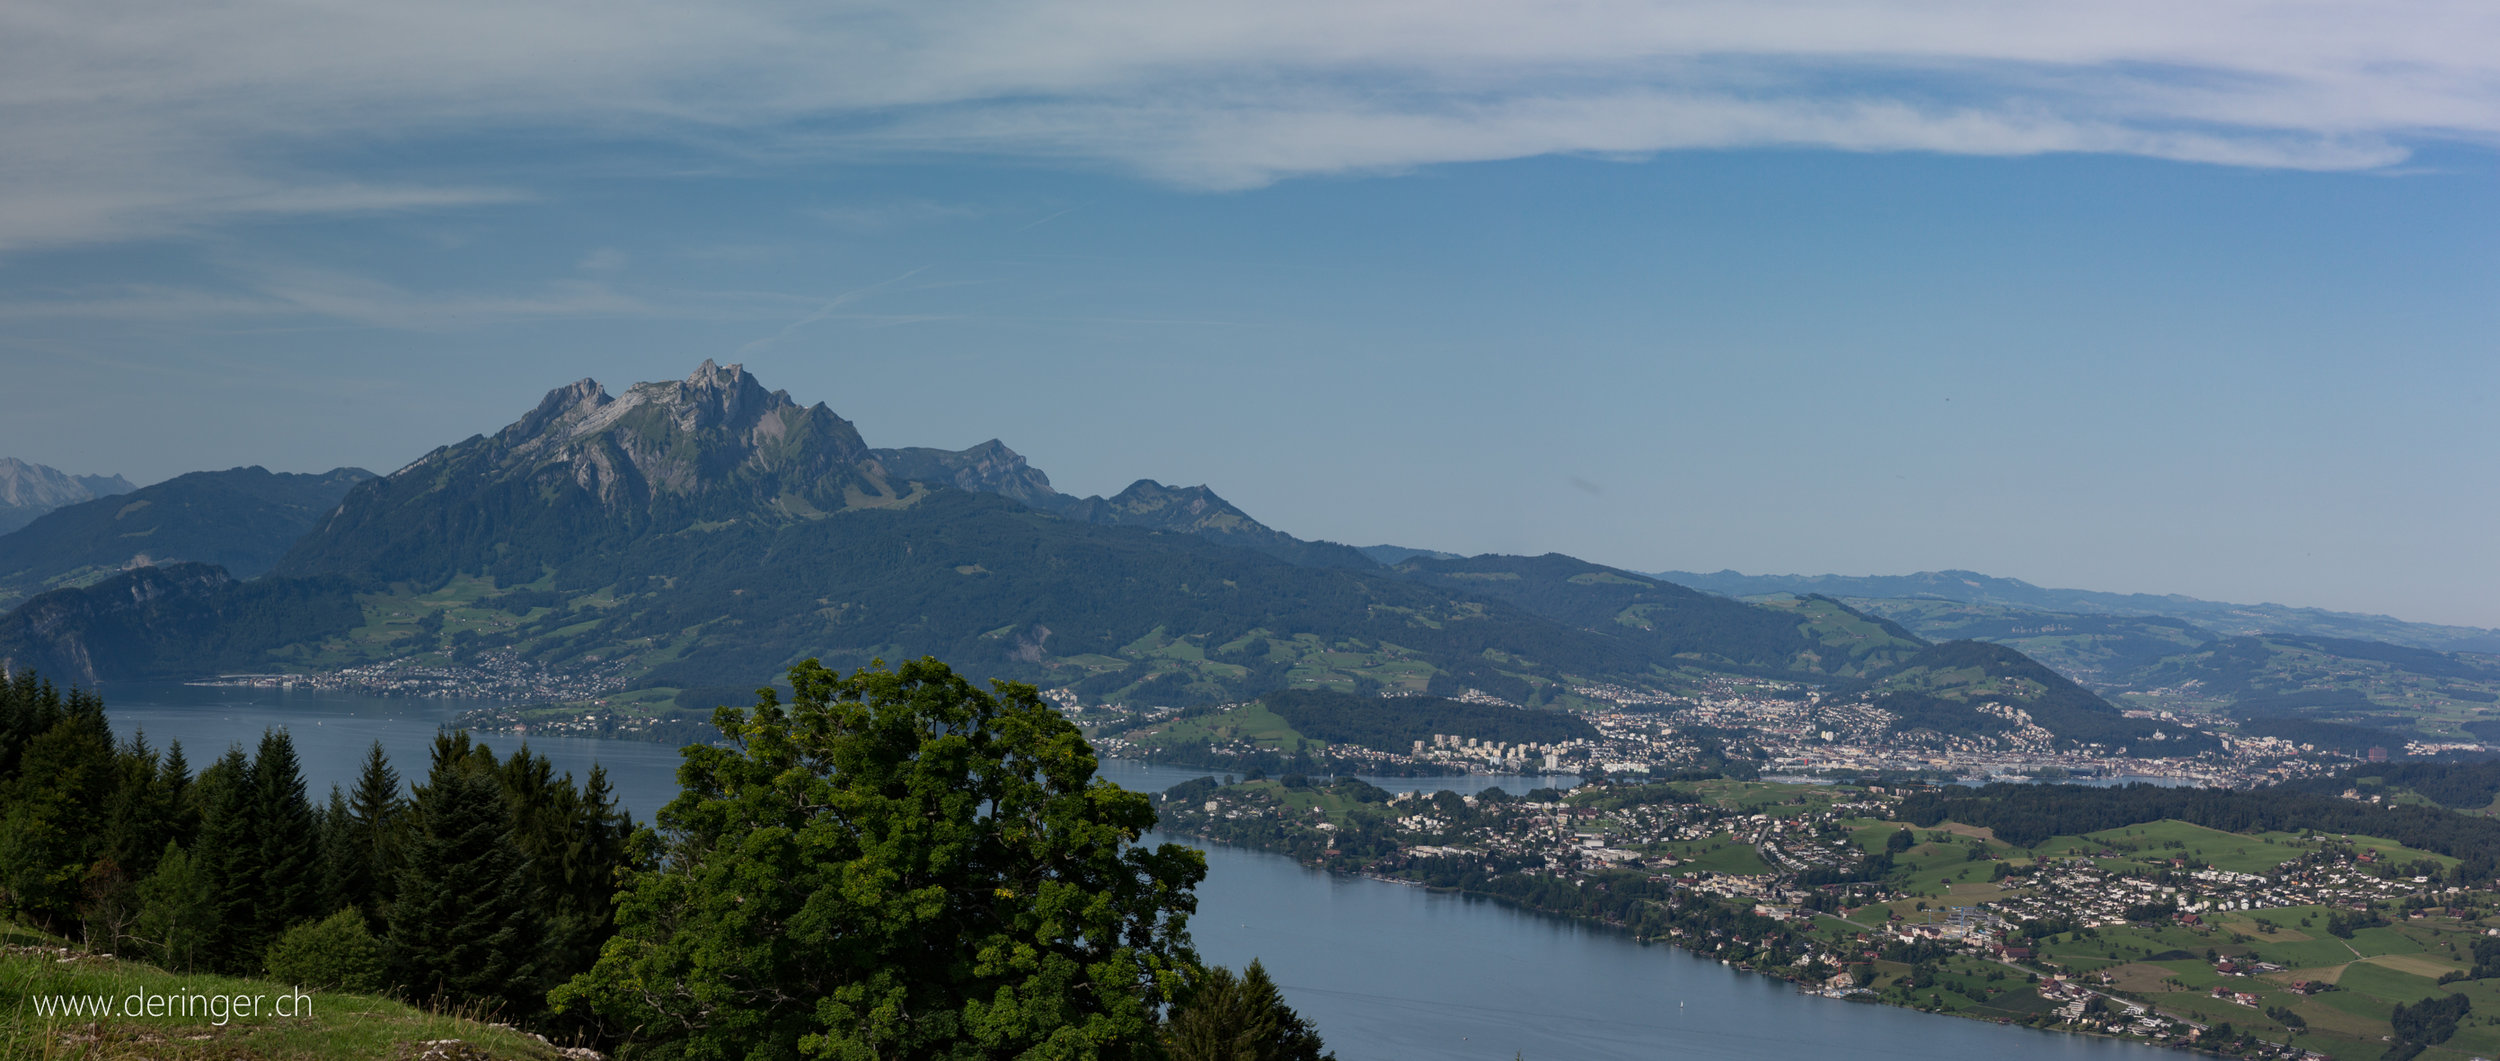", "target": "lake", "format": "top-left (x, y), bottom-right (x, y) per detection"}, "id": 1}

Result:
top-left (101, 683), bottom-right (2165, 1061)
